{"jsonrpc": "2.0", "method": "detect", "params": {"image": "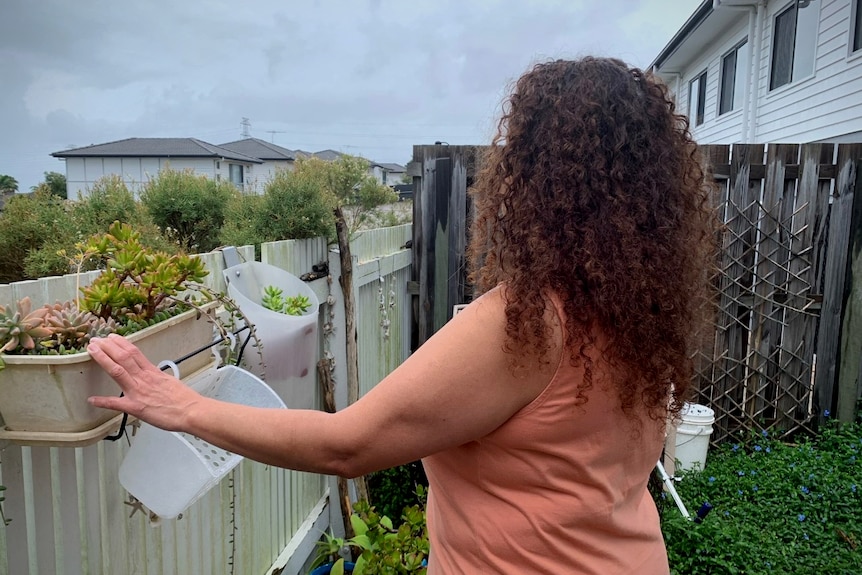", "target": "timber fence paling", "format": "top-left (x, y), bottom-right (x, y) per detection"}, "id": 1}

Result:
top-left (815, 145), bottom-right (862, 422)
top-left (778, 143), bottom-right (831, 433)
